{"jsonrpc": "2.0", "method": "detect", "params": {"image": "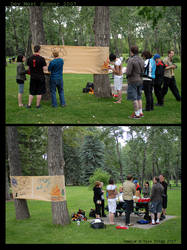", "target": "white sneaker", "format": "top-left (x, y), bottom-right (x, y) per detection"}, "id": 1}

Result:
top-left (152, 220), bottom-right (155, 225)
